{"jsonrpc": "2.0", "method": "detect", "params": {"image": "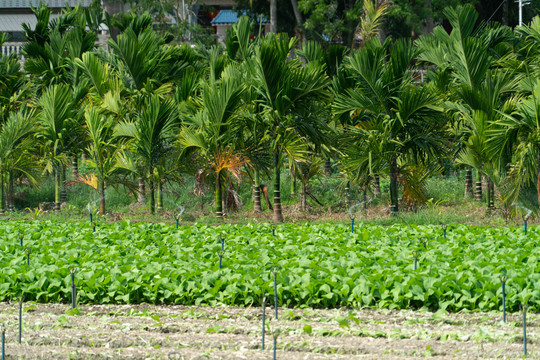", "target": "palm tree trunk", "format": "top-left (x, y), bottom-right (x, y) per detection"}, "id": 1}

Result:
top-left (464, 168), bottom-right (473, 198)
top-left (138, 177), bottom-right (145, 205)
top-left (157, 180), bottom-right (163, 210)
top-left (486, 178), bottom-right (492, 210)
top-left (422, 0), bottom-right (435, 34)
top-left (475, 170), bottom-right (482, 201)
top-left (273, 151), bottom-right (284, 223)
top-left (54, 169), bottom-right (61, 211)
top-left (8, 171), bottom-right (13, 211)
top-left (222, 190), bottom-right (227, 217)
top-left (253, 168), bottom-right (262, 212)
top-left (290, 0), bottom-right (304, 41)
top-left (502, 0), bottom-right (509, 25)
top-left (72, 156), bottom-right (78, 178)
top-left (102, 0), bottom-right (124, 40)
top-left (373, 175), bottom-right (381, 197)
top-left (6, 172), bottom-right (10, 211)
top-left (149, 178), bottom-right (155, 215)
top-left (363, 188), bottom-right (368, 211)
top-left (389, 159), bottom-right (399, 214)
top-left (537, 154), bottom-right (540, 204)
top-left (216, 172), bottom-right (223, 218)
top-left (61, 165), bottom-right (67, 203)
top-left (324, 158), bottom-right (332, 176)
top-left (0, 172), bottom-right (5, 215)
top-left (99, 179), bottom-right (106, 214)
top-left (489, 180), bottom-right (495, 208)
top-left (301, 182), bottom-right (307, 211)
top-left (270, 0), bottom-right (277, 33)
